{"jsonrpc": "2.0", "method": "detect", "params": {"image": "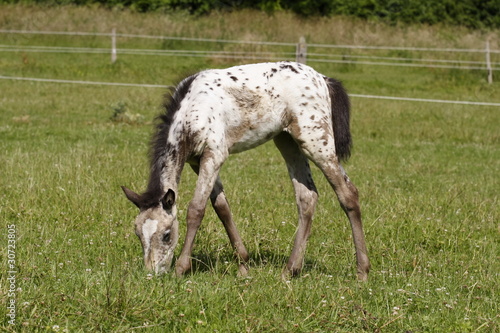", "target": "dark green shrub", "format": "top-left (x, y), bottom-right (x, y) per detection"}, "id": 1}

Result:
top-left (2, 0), bottom-right (498, 28)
